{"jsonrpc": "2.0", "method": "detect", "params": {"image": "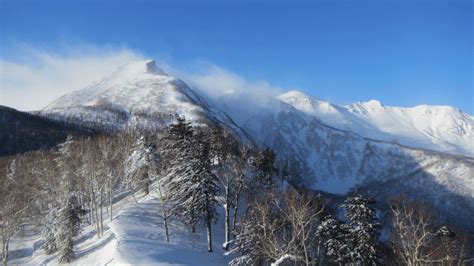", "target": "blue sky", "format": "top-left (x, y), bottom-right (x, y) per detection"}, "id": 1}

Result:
top-left (1, 0), bottom-right (473, 113)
